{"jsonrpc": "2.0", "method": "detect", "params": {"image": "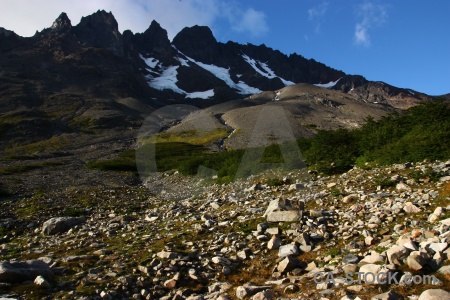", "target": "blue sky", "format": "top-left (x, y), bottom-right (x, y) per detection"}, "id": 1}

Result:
top-left (1, 0), bottom-right (449, 95)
